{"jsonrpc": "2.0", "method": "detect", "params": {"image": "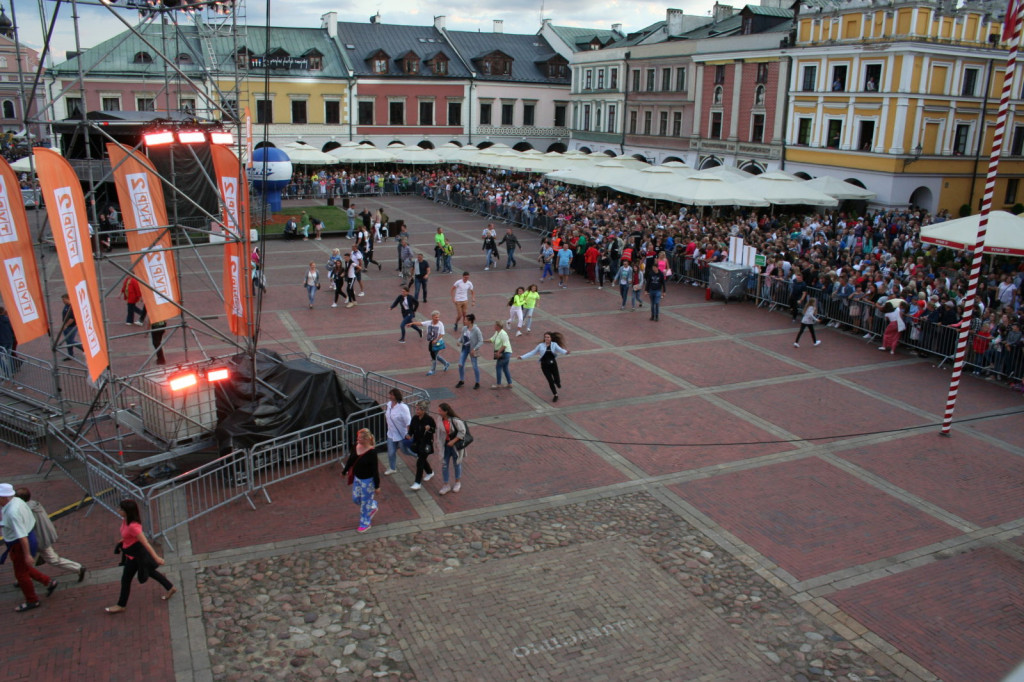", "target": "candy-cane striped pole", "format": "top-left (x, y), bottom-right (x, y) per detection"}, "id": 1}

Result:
top-left (941, 5), bottom-right (1024, 434)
